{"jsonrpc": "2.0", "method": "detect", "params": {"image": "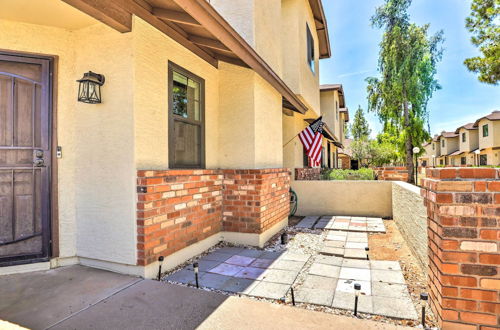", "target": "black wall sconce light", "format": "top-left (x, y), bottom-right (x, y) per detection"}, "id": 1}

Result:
top-left (77, 71), bottom-right (105, 104)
